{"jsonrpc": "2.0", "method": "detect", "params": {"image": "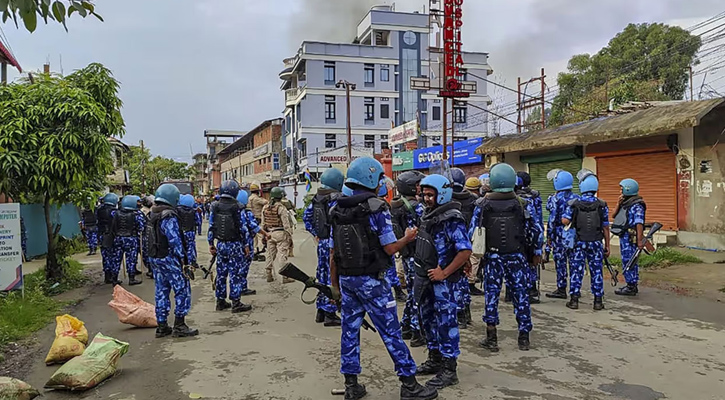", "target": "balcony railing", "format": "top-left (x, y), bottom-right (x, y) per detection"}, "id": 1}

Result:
top-left (285, 85), bottom-right (306, 106)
